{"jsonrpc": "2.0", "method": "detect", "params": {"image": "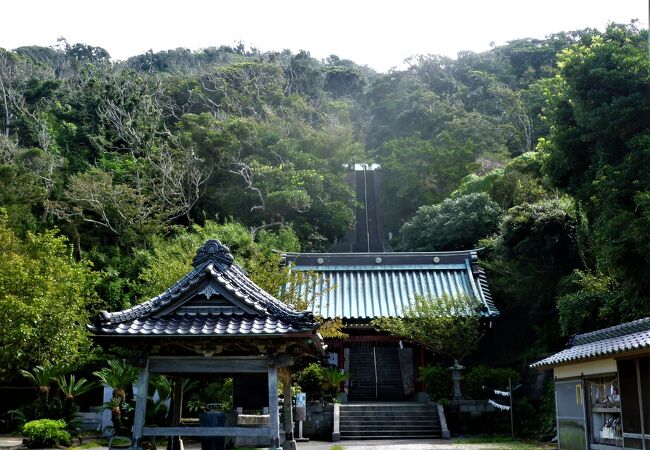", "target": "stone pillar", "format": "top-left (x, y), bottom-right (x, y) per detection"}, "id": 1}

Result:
top-left (132, 361), bottom-right (149, 450)
top-left (101, 386), bottom-right (113, 434)
top-left (268, 363), bottom-right (281, 450)
top-left (280, 369), bottom-right (296, 450)
top-left (449, 361), bottom-right (465, 400)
